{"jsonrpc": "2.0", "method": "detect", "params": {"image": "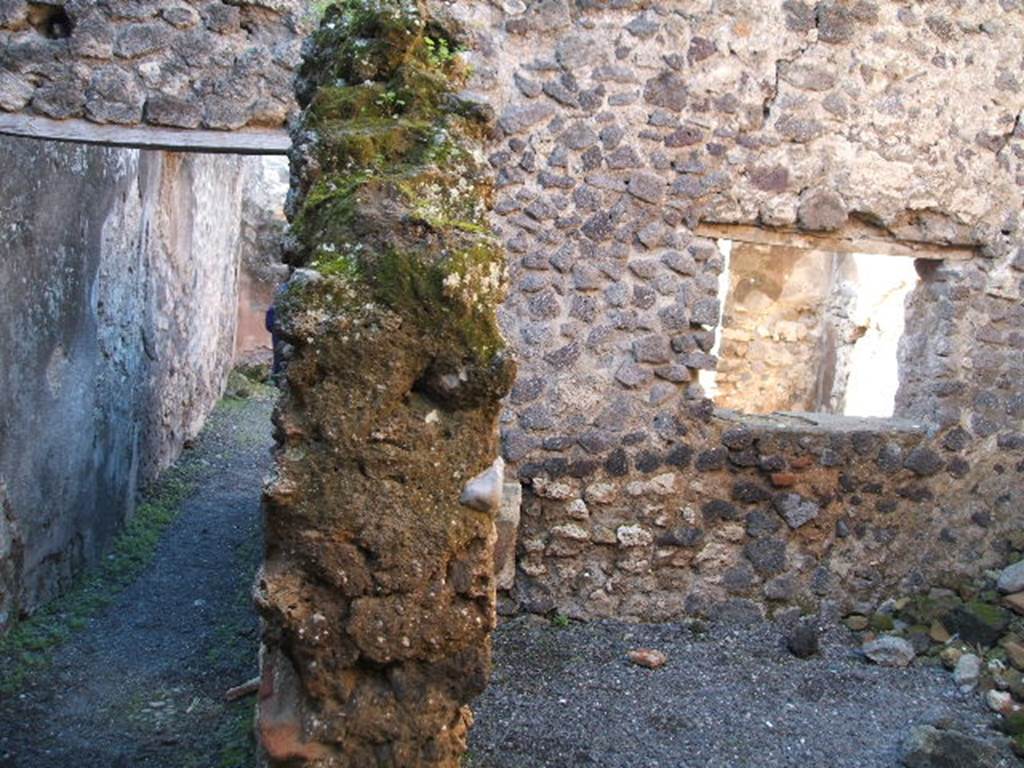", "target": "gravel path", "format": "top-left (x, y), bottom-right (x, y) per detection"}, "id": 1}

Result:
top-left (0, 392), bottom-right (274, 768)
top-left (470, 615), bottom-right (1010, 768)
